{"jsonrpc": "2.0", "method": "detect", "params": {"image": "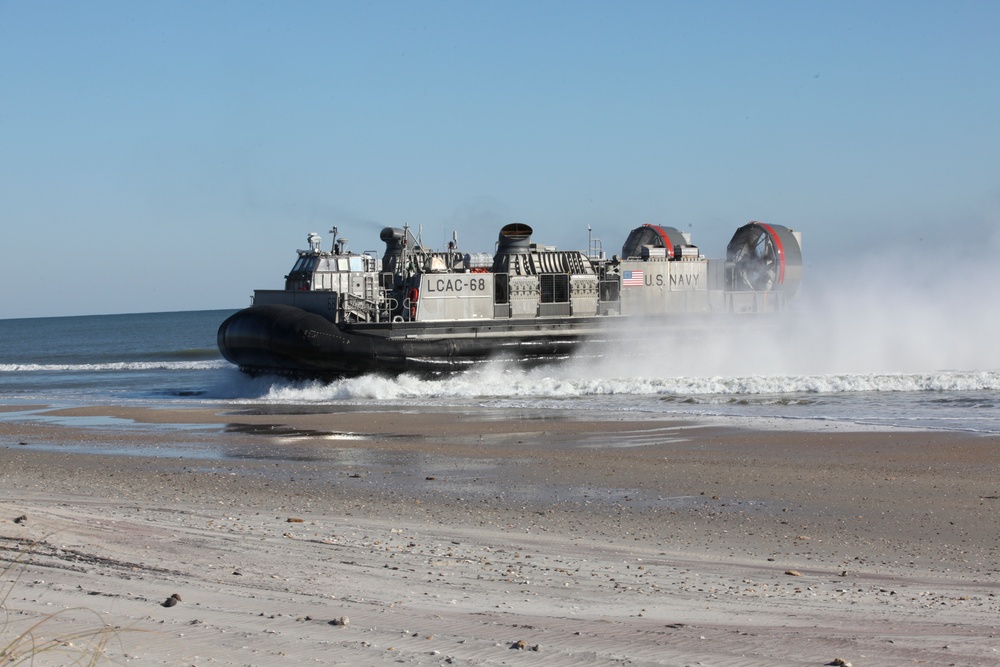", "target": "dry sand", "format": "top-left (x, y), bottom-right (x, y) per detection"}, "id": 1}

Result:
top-left (2, 403), bottom-right (1000, 666)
